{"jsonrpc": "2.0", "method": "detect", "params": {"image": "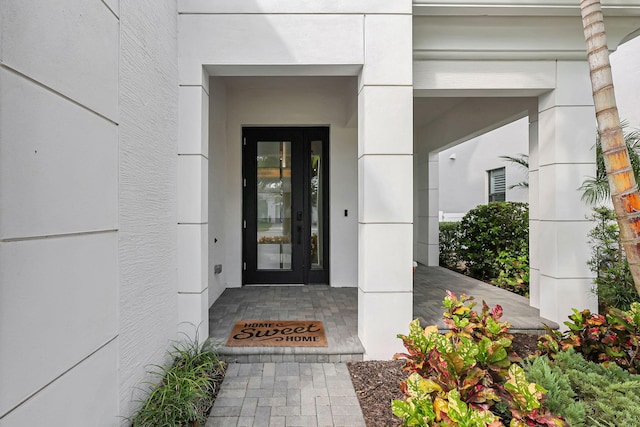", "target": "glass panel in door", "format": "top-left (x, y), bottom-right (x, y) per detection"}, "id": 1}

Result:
top-left (256, 141), bottom-right (292, 270)
top-left (310, 140), bottom-right (323, 269)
